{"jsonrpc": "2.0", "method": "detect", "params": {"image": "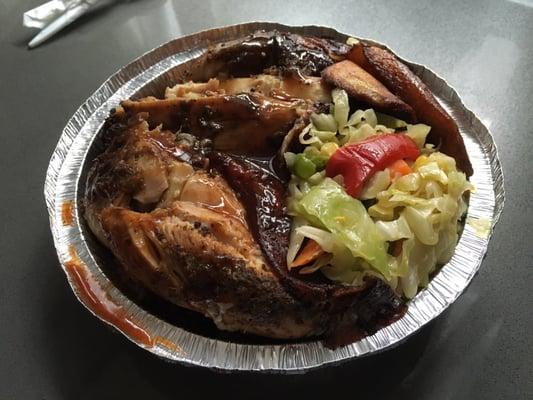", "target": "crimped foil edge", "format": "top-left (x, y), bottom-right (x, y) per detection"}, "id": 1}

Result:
top-left (44, 22), bottom-right (505, 372)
